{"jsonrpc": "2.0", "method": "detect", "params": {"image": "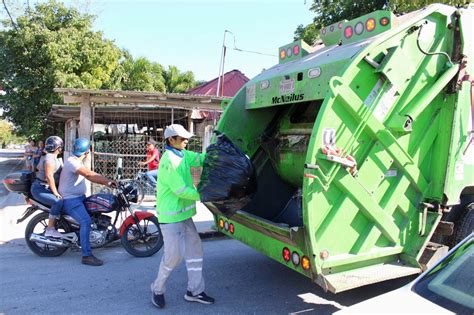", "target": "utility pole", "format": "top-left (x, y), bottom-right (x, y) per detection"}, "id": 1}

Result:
top-left (216, 30), bottom-right (232, 97)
